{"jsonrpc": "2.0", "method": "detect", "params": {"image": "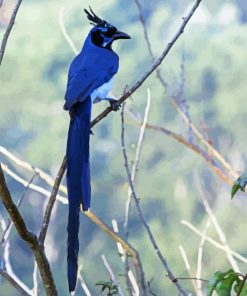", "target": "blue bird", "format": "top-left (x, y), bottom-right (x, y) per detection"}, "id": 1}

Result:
top-left (64, 7), bottom-right (130, 294)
